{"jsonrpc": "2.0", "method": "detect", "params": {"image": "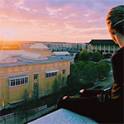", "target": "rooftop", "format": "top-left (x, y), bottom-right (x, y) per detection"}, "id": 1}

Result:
top-left (89, 39), bottom-right (118, 46)
top-left (29, 43), bottom-right (49, 50)
top-left (53, 51), bottom-right (70, 56)
top-left (0, 42), bottom-right (73, 67)
top-left (0, 51), bottom-right (72, 67)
